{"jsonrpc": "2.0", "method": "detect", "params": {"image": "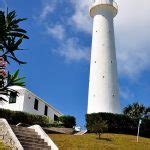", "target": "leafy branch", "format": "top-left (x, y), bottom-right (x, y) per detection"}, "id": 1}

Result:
top-left (0, 10), bottom-right (29, 64)
top-left (0, 69), bottom-right (25, 101)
